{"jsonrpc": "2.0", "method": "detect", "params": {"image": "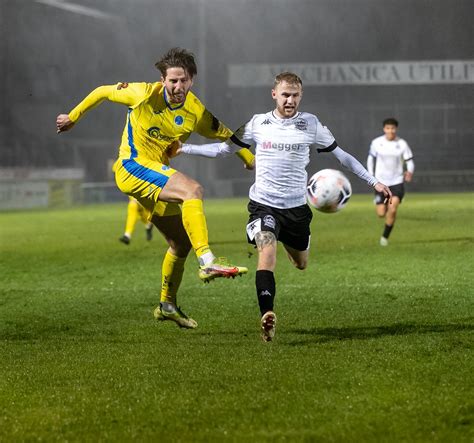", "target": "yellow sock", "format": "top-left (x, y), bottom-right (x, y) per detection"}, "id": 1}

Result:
top-left (182, 199), bottom-right (212, 259)
top-left (160, 250), bottom-right (186, 304)
top-left (124, 198), bottom-right (140, 236)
